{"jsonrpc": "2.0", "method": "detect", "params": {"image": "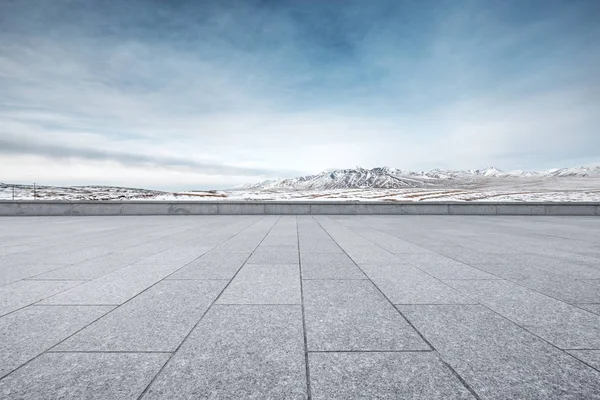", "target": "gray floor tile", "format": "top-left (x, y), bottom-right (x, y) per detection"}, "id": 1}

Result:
top-left (578, 303), bottom-right (600, 315)
top-left (261, 236), bottom-right (299, 246)
top-left (517, 275), bottom-right (600, 303)
top-left (0, 305), bottom-right (113, 377)
top-left (42, 247), bottom-right (113, 266)
top-left (0, 352), bottom-right (168, 400)
top-left (343, 247), bottom-right (401, 265)
top-left (298, 240), bottom-right (344, 253)
top-left (309, 352), bottom-right (474, 400)
top-left (142, 305), bottom-right (307, 399)
top-left (300, 253), bottom-right (365, 280)
top-left (502, 254), bottom-right (600, 279)
top-left (567, 350), bottom-right (600, 371)
top-left (360, 264), bottom-right (475, 304)
top-left (446, 280), bottom-right (600, 349)
top-left (303, 280), bottom-right (428, 351)
top-left (0, 280), bottom-right (84, 317)
top-left (400, 304), bottom-right (600, 399)
top-left (33, 252), bottom-right (143, 280)
top-left (247, 249), bottom-right (300, 264)
top-left (167, 252), bottom-right (249, 280)
top-left (39, 261), bottom-right (190, 305)
top-left (399, 253), bottom-right (498, 279)
top-left (55, 280), bottom-right (226, 352)
top-left (132, 245), bottom-right (212, 267)
top-left (218, 264), bottom-right (301, 304)
top-left (216, 241), bottom-right (262, 253)
top-left (0, 264), bottom-right (70, 287)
